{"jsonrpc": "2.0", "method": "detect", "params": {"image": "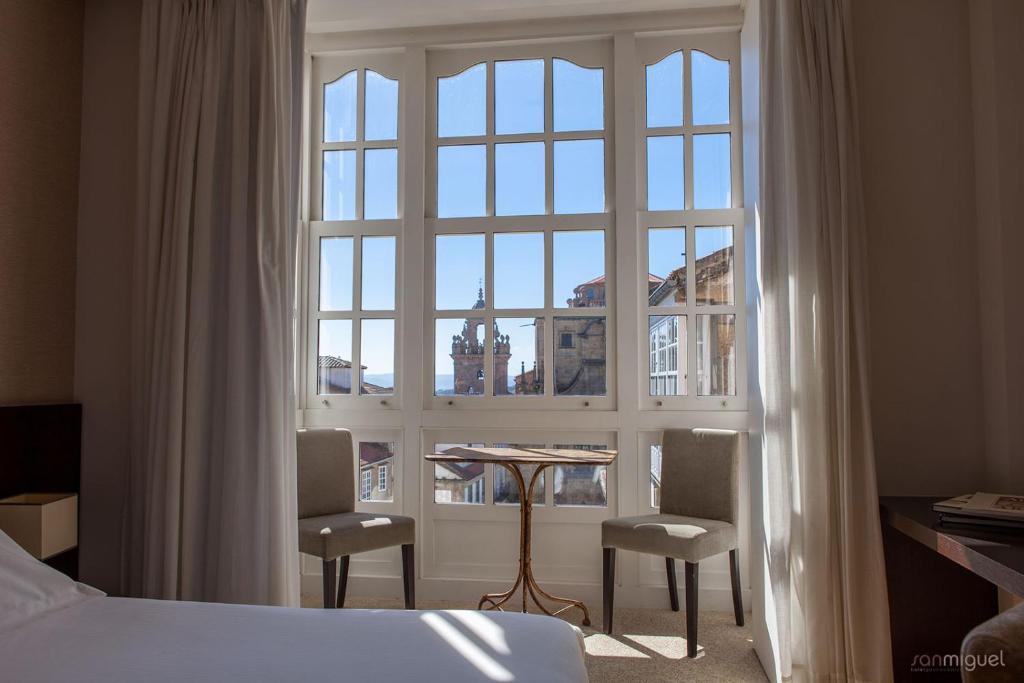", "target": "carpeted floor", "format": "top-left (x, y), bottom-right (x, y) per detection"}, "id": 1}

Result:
top-left (301, 593), bottom-right (767, 682)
